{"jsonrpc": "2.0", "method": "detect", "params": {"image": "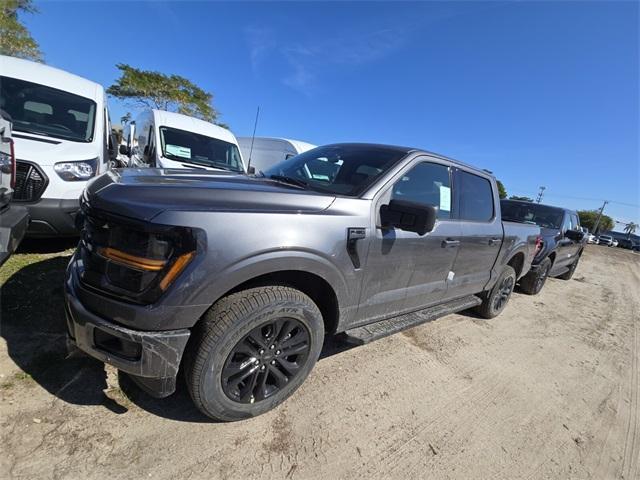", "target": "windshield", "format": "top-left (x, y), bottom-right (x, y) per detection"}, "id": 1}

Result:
top-left (501, 200), bottom-right (564, 229)
top-left (262, 144), bottom-right (408, 196)
top-left (159, 126), bottom-right (244, 172)
top-left (0, 76), bottom-right (96, 142)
